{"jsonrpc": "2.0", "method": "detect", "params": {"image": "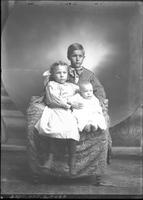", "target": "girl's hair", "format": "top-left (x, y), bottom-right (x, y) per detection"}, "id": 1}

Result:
top-left (67, 43), bottom-right (85, 59)
top-left (49, 60), bottom-right (68, 81)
